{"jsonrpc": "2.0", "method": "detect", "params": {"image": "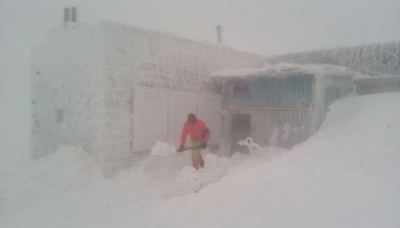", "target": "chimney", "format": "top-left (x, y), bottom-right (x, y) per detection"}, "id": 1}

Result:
top-left (64, 8), bottom-right (70, 22)
top-left (71, 7), bottom-right (77, 22)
